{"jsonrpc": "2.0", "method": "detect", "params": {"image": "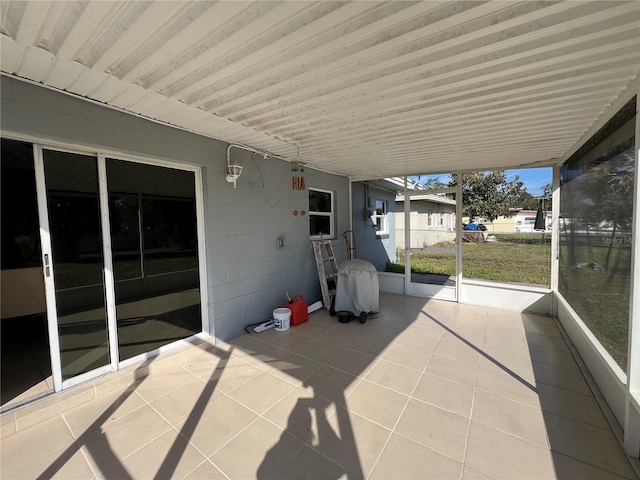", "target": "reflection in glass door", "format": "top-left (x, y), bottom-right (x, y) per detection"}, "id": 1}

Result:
top-left (42, 150), bottom-right (111, 381)
top-left (1, 139), bottom-right (52, 409)
top-left (106, 159), bottom-right (201, 363)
